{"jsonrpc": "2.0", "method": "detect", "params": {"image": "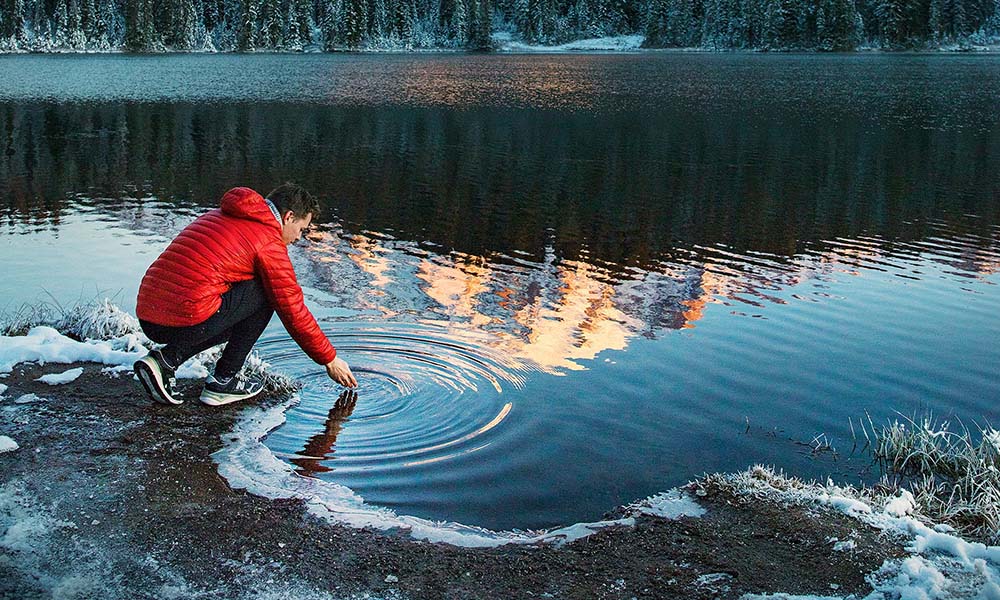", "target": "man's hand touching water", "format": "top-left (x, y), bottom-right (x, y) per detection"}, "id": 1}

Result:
top-left (326, 357), bottom-right (357, 388)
